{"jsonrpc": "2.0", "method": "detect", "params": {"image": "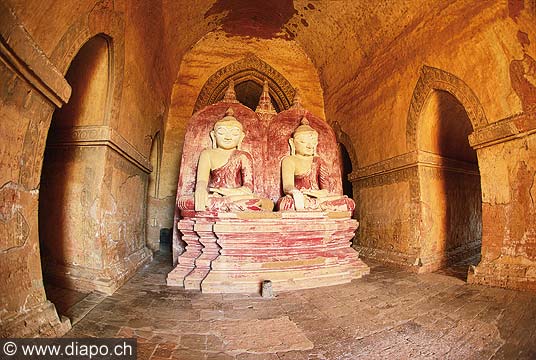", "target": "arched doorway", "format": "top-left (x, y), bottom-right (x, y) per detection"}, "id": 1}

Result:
top-left (39, 35), bottom-right (110, 319)
top-left (331, 120), bottom-right (358, 215)
top-left (418, 90), bottom-right (482, 279)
